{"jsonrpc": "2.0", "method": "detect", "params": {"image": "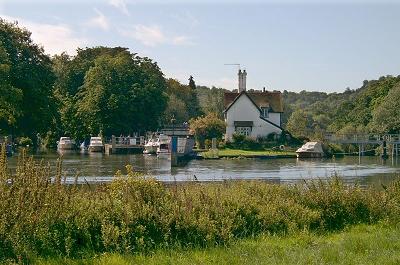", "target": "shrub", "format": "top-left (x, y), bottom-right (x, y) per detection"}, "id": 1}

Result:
top-left (0, 146), bottom-right (399, 262)
top-left (18, 136), bottom-right (33, 147)
top-left (231, 134), bottom-right (263, 150)
top-left (189, 113), bottom-right (225, 148)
